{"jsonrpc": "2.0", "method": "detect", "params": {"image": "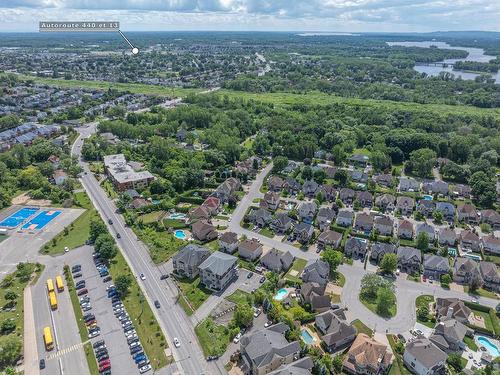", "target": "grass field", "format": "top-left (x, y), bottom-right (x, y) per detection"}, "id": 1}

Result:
top-left (175, 277), bottom-right (211, 314)
top-left (226, 289), bottom-right (252, 306)
top-left (195, 318), bottom-right (232, 357)
top-left (360, 293), bottom-right (397, 318)
top-left (9, 73), bottom-right (199, 98)
top-left (387, 334), bottom-right (412, 375)
top-left (415, 295), bottom-right (435, 328)
top-left (83, 343), bottom-right (100, 375)
top-left (108, 252), bottom-right (170, 369)
top-left (464, 286), bottom-right (498, 299)
top-left (137, 211), bottom-right (166, 224)
top-left (134, 227), bottom-right (183, 264)
top-left (351, 319), bottom-right (373, 336)
top-left (42, 192), bottom-right (98, 255)
top-left (284, 258), bottom-right (308, 284)
top-left (464, 336), bottom-right (478, 351)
